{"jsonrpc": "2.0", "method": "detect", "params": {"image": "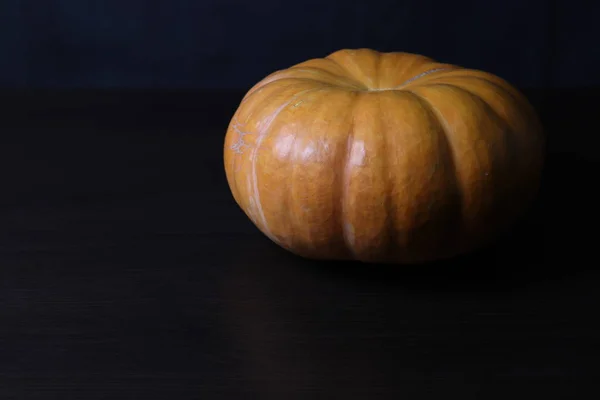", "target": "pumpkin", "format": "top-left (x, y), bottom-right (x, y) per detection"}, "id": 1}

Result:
top-left (223, 48), bottom-right (544, 264)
